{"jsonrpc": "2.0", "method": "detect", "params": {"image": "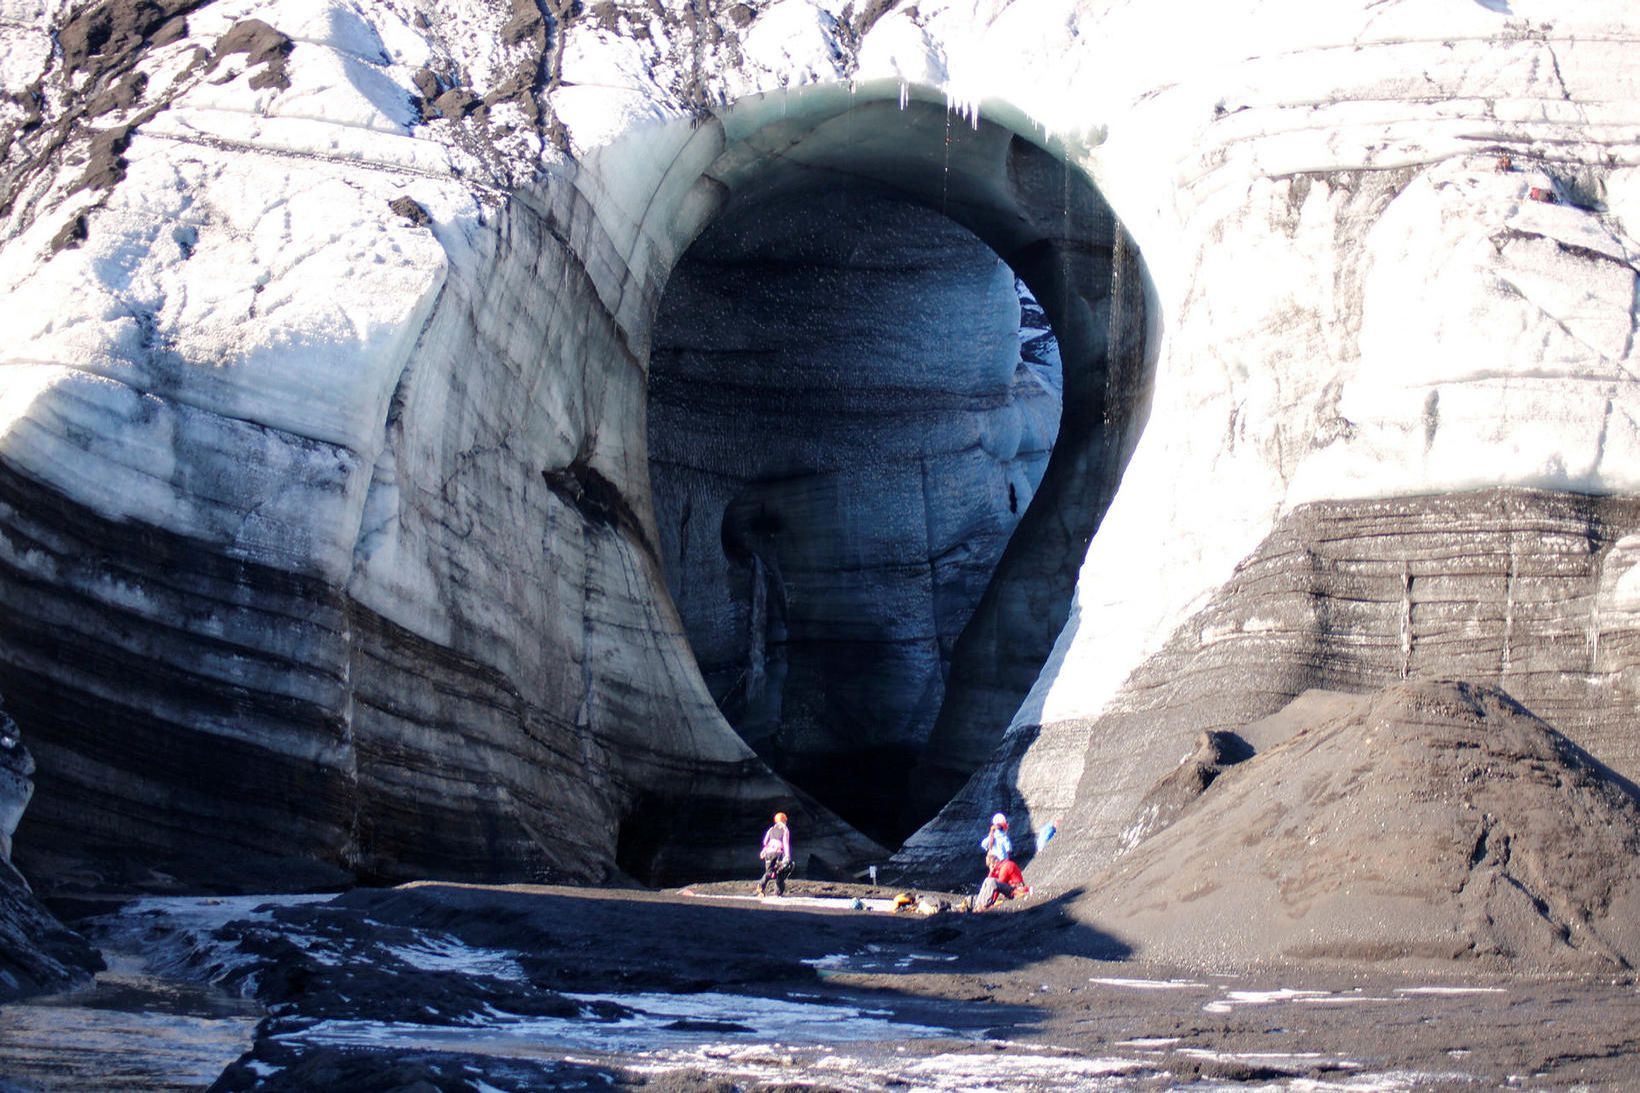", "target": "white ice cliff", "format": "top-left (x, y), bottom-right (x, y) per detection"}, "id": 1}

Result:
top-left (0, 0), bottom-right (1636, 897)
